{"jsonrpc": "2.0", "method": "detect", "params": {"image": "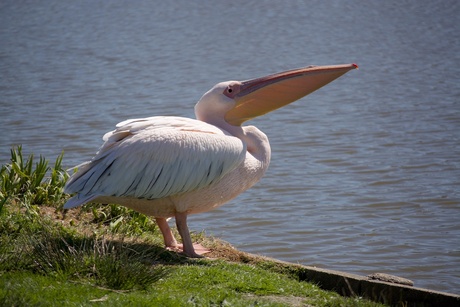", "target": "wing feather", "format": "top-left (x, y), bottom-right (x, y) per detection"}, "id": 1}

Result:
top-left (64, 117), bottom-right (246, 208)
